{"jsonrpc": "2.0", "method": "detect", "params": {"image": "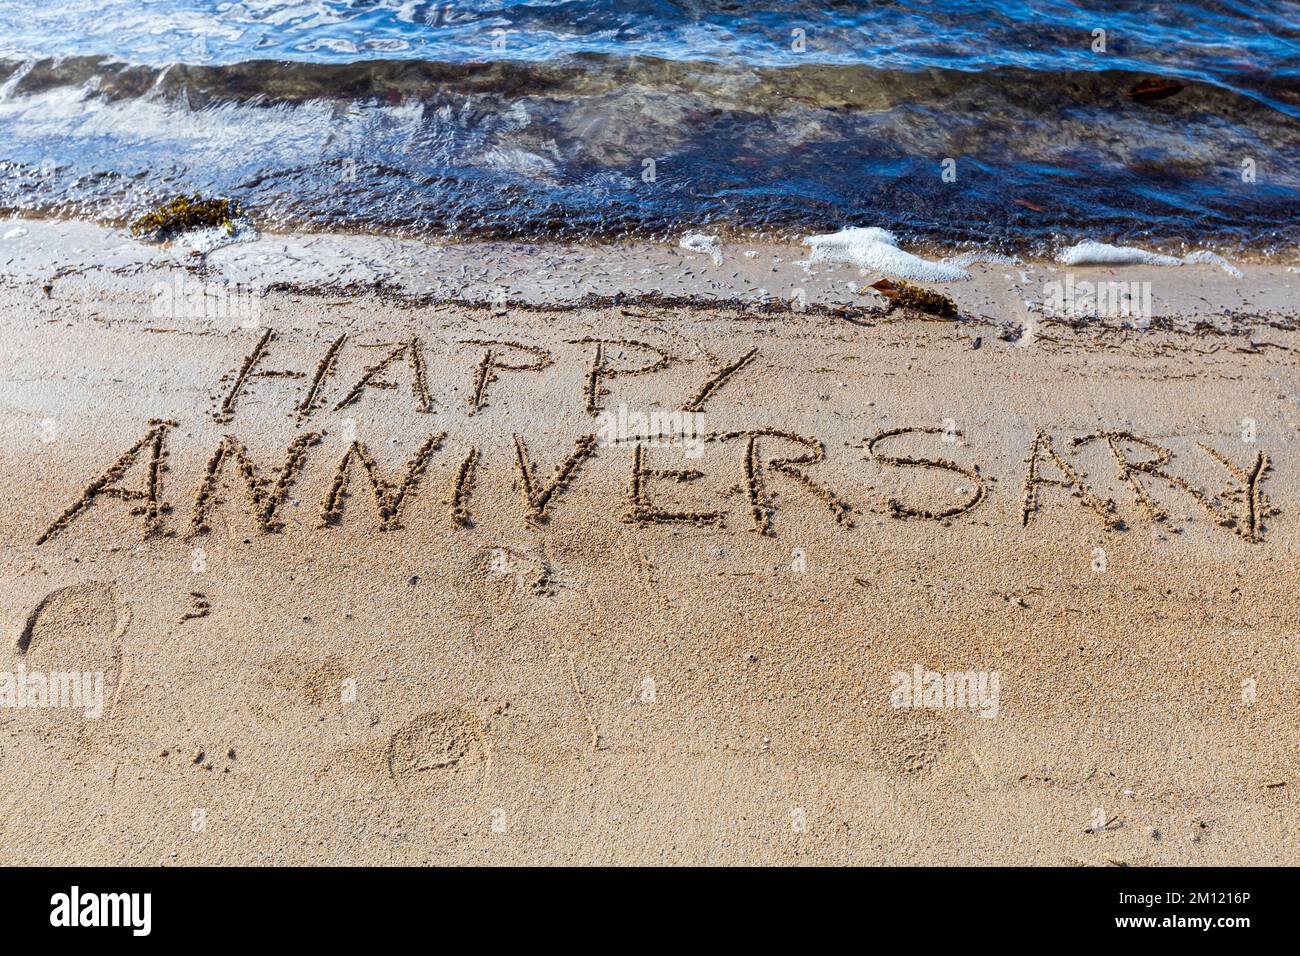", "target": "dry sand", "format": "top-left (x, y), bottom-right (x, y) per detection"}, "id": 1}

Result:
top-left (0, 220), bottom-right (1297, 865)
